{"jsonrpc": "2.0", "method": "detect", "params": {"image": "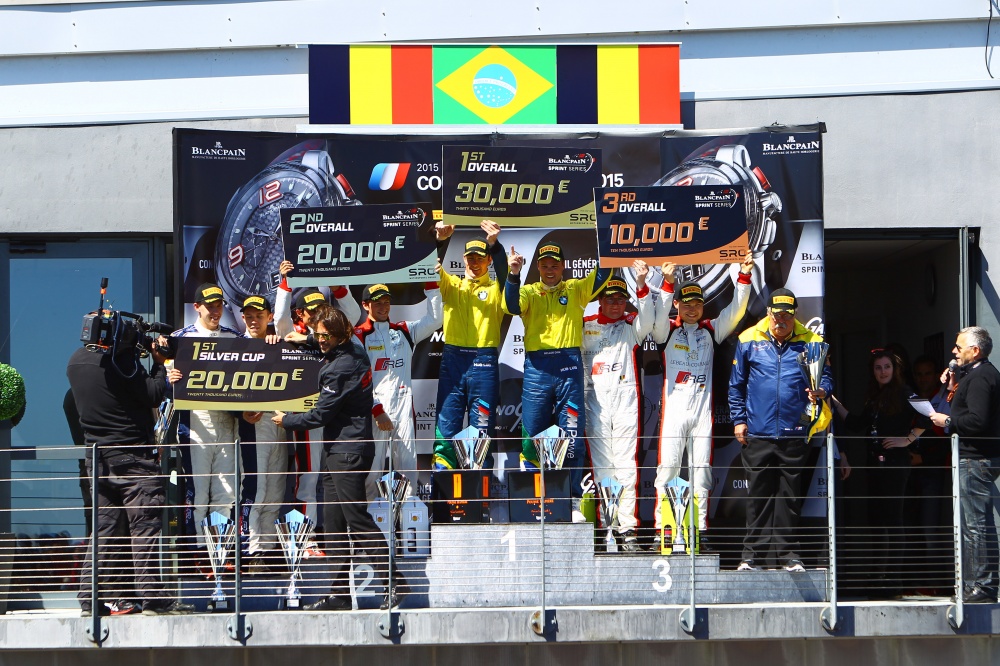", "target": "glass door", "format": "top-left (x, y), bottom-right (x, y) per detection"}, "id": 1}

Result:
top-left (0, 240), bottom-right (161, 538)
